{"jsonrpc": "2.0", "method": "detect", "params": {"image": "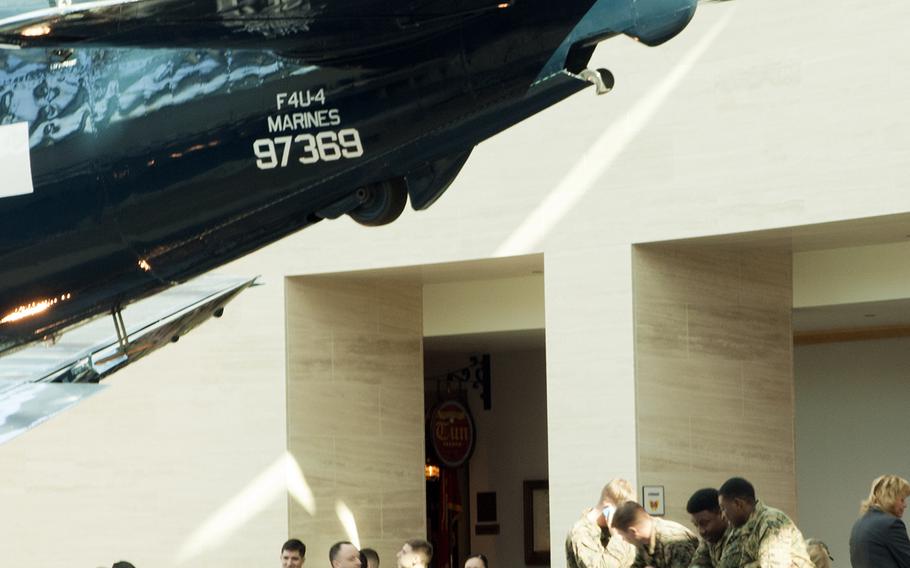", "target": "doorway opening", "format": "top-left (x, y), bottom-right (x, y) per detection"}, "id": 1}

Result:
top-left (424, 330), bottom-right (548, 568)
